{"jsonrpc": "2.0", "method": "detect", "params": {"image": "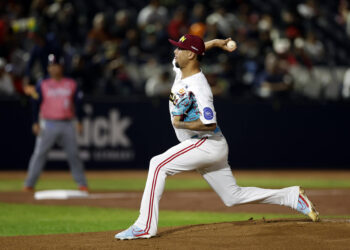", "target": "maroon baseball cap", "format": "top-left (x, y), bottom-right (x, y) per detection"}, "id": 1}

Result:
top-left (168, 34), bottom-right (205, 55)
